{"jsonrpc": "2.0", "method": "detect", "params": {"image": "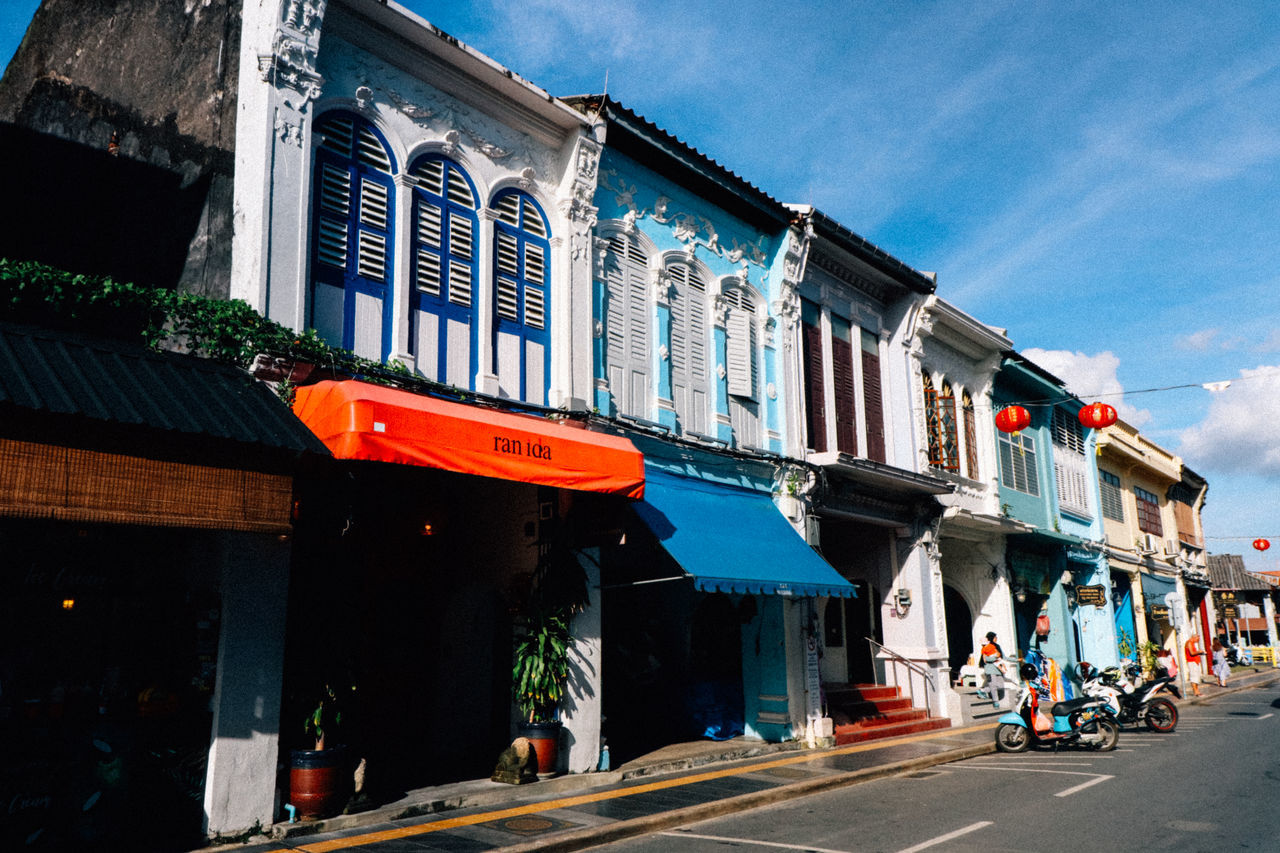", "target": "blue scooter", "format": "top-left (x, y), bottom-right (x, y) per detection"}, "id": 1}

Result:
top-left (994, 662), bottom-right (1119, 752)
